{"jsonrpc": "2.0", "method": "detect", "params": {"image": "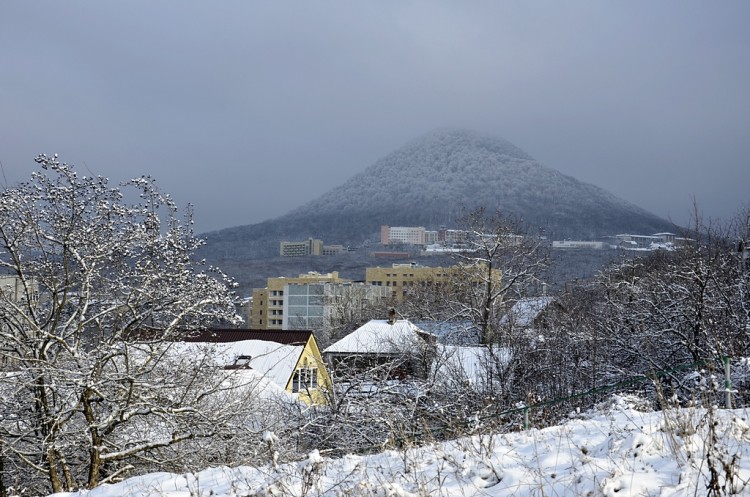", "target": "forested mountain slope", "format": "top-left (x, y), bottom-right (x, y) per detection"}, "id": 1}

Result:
top-left (202, 128), bottom-right (675, 259)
